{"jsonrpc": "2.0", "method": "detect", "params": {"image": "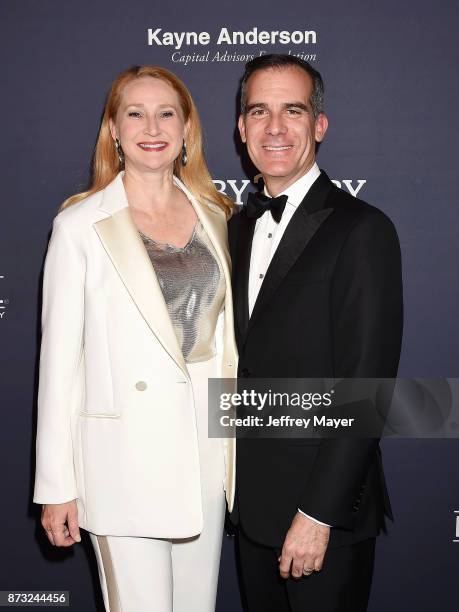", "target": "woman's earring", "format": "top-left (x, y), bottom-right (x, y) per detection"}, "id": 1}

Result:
top-left (181, 140), bottom-right (187, 166)
top-left (115, 137), bottom-right (125, 164)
